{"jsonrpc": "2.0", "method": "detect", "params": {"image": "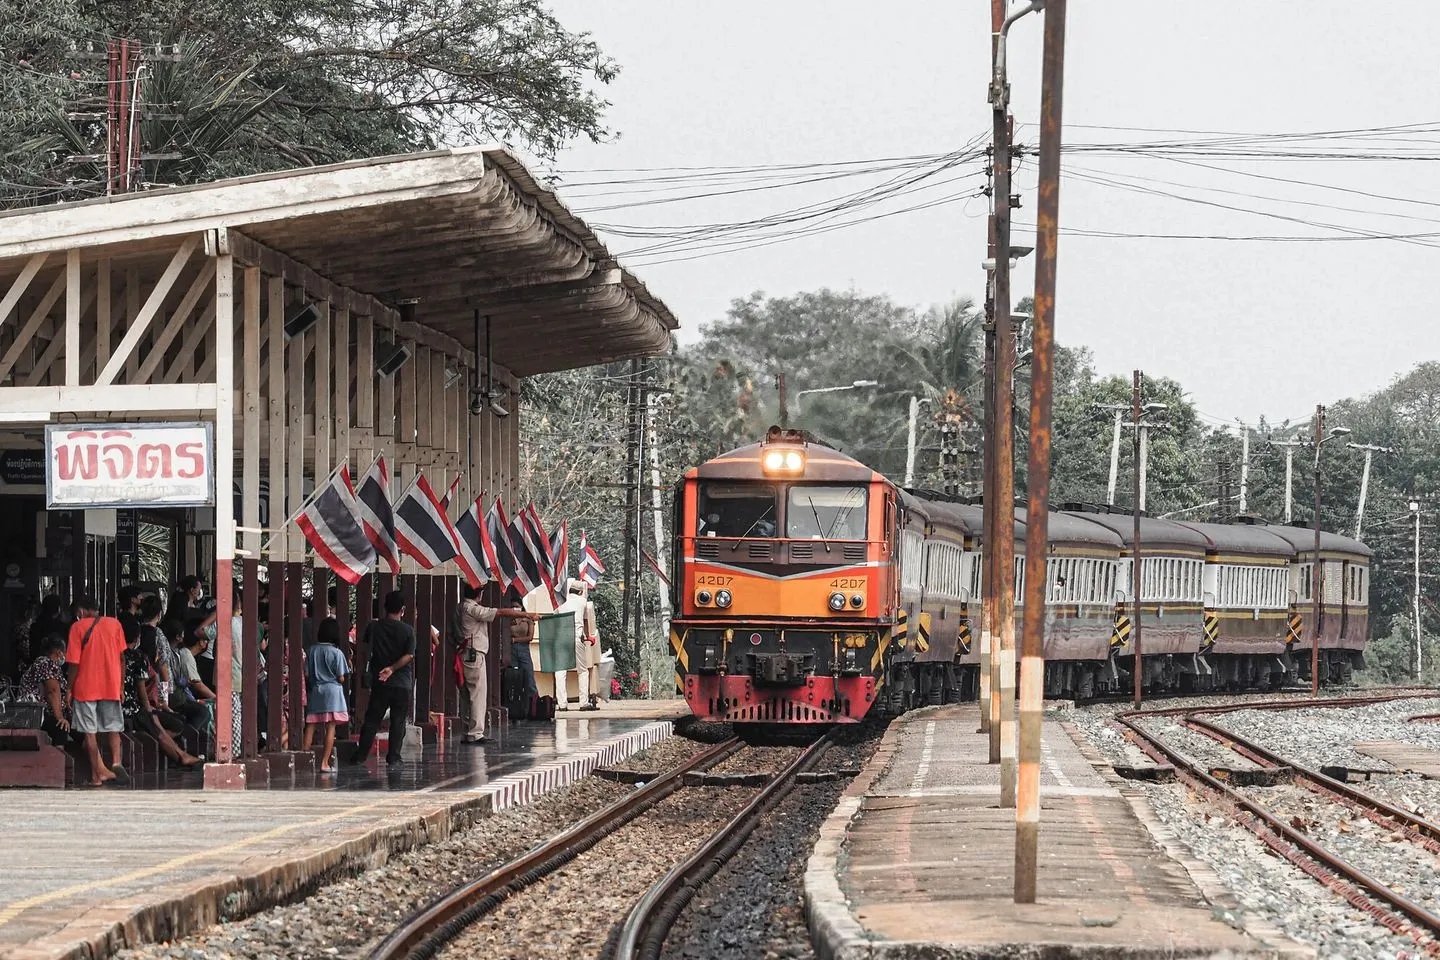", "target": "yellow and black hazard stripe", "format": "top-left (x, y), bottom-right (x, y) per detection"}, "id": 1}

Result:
top-left (957, 618), bottom-right (973, 656)
top-left (1110, 611), bottom-right (1132, 649)
top-left (1286, 611), bottom-right (1304, 647)
top-left (893, 609), bottom-right (909, 649)
top-left (1202, 612), bottom-right (1220, 652)
top-left (670, 627), bottom-right (689, 672)
top-left (916, 612), bottom-right (932, 653)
